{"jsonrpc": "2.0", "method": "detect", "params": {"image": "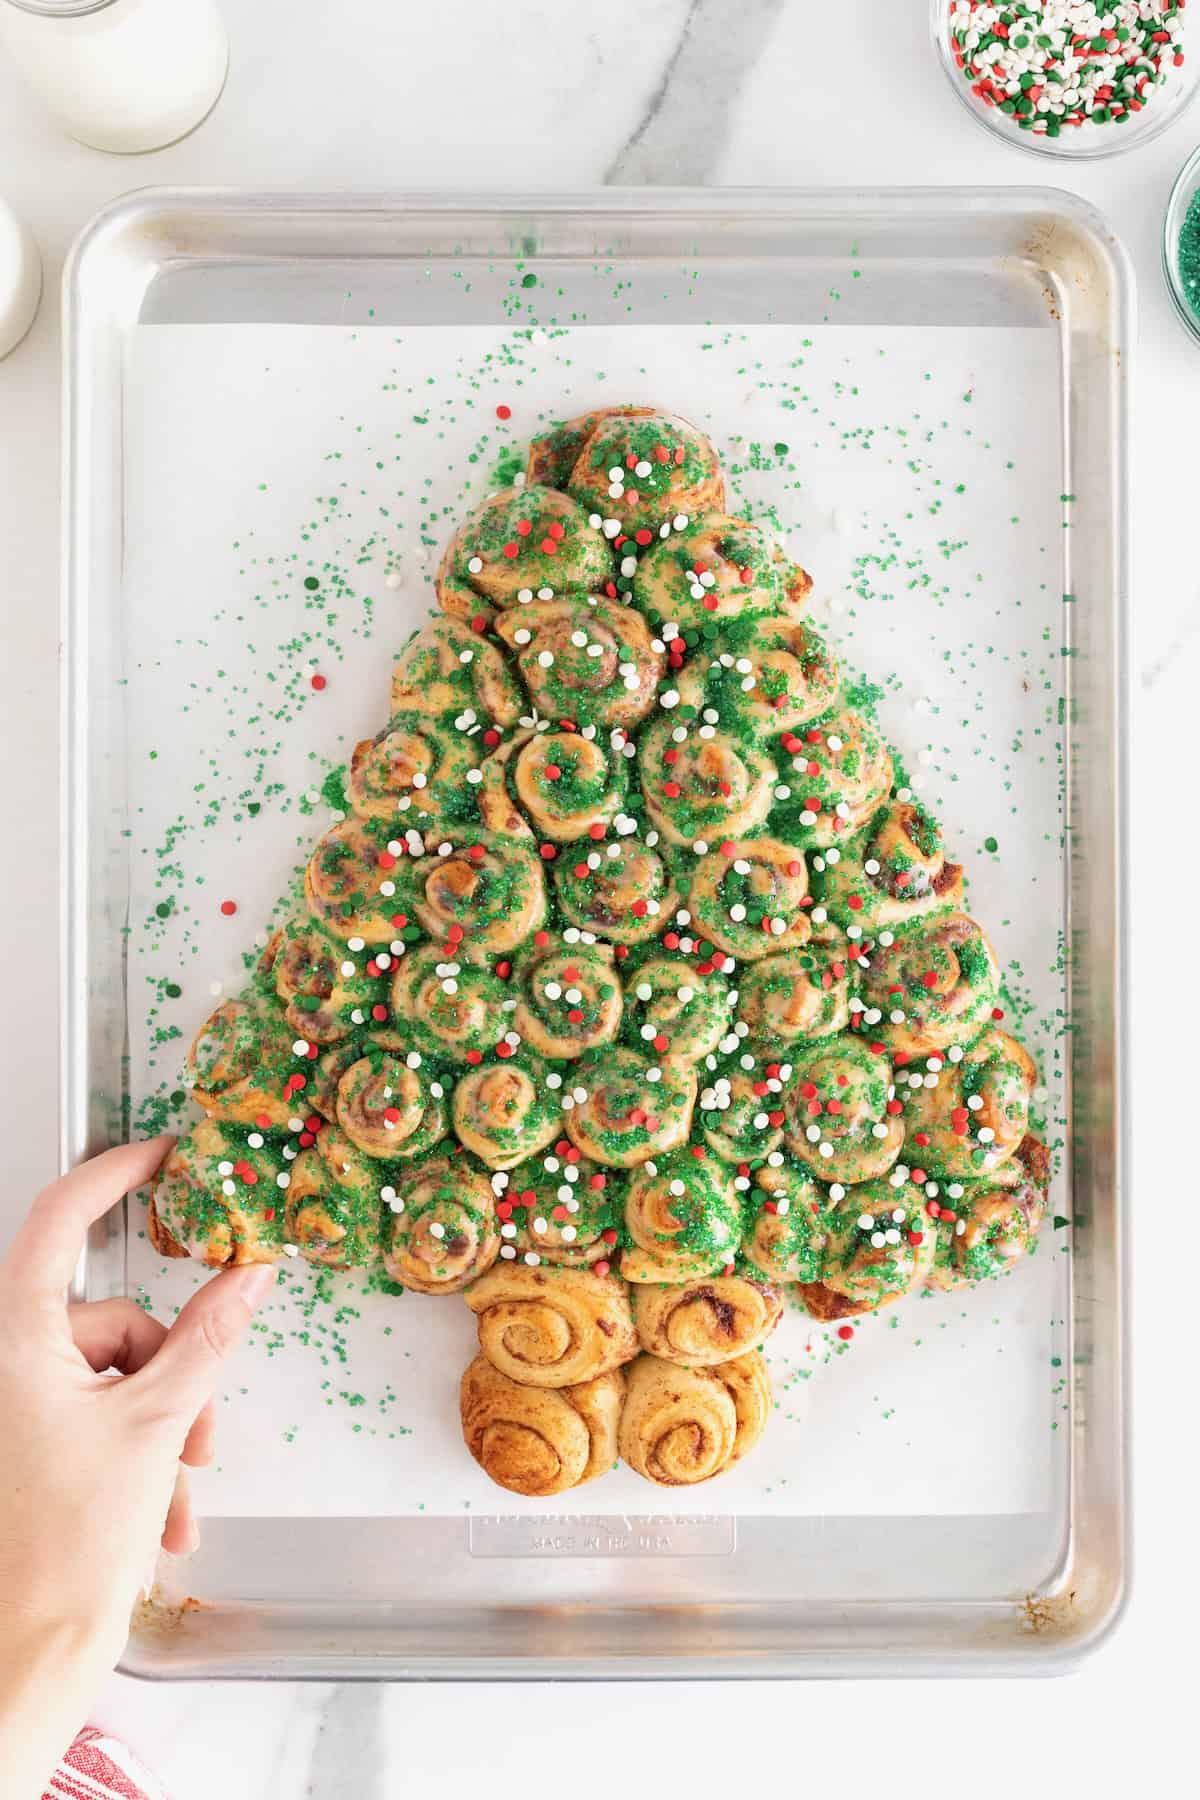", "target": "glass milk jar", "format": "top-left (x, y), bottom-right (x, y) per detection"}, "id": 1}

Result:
top-left (0, 0), bottom-right (229, 153)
